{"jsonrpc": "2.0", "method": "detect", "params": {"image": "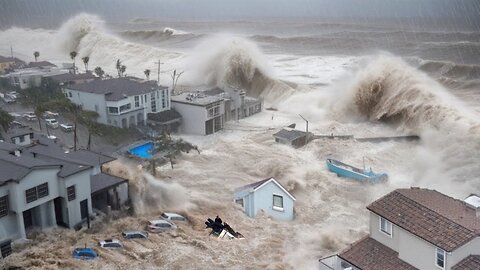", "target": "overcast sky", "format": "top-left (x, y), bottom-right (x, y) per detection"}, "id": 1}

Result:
top-left (1, 0), bottom-right (479, 28)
